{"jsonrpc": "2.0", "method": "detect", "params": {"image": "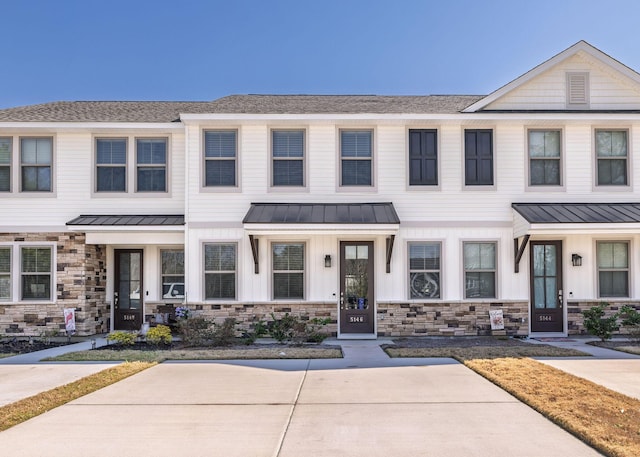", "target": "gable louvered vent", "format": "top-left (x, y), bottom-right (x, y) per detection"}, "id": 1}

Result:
top-left (566, 72), bottom-right (590, 108)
